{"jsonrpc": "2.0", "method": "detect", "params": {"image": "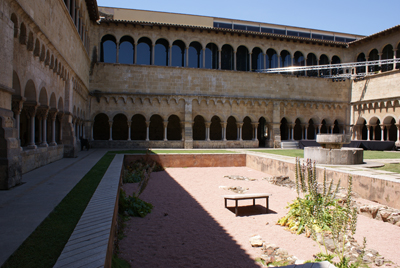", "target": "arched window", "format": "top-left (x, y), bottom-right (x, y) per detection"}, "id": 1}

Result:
top-left (251, 47), bottom-right (264, 71)
top-left (93, 113), bottom-right (109, 140)
top-left (280, 118), bottom-right (288, 140)
top-left (100, 35), bottom-right (116, 63)
top-left (193, 115), bottom-right (205, 140)
top-left (320, 119), bottom-right (328, 133)
top-left (368, 49), bottom-right (379, 73)
top-left (266, 49), bottom-right (278, 69)
top-left (11, 13), bottom-right (18, 38)
top-left (331, 56), bottom-right (342, 75)
top-left (294, 119), bottom-right (302, 140)
top-left (236, 45), bottom-right (249, 71)
top-left (381, 44), bottom-right (394, 72)
top-left (131, 114), bottom-right (146, 140)
top-left (226, 116), bottom-right (237, 140)
top-left (112, 114), bottom-right (128, 140)
top-left (205, 43), bottom-right (218, 69)
top-left (149, 114), bottom-right (163, 140)
top-left (188, 41), bottom-right (202, 68)
top-left (333, 120), bottom-right (340, 134)
top-left (307, 119), bottom-right (315, 140)
top-left (119, 36), bottom-right (134, 64)
top-left (221, 44), bottom-right (234, 70)
top-left (319, 54), bottom-right (330, 76)
top-left (280, 50), bottom-right (291, 67)
top-left (356, 53), bottom-right (366, 74)
top-left (258, 117), bottom-right (268, 147)
top-left (171, 40), bottom-right (186, 67)
top-left (294, 51), bottom-right (305, 76)
top-left (210, 116), bottom-right (222, 140)
top-left (155, 38), bottom-right (169, 66)
top-left (137, 37), bottom-right (152, 65)
top-left (19, 23), bottom-right (27, 45)
top-left (242, 117), bottom-right (252, 140)
top-left (167, 115), bottom-right (181, 140)
top-left (306, 53), bottom-right (318, 77)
